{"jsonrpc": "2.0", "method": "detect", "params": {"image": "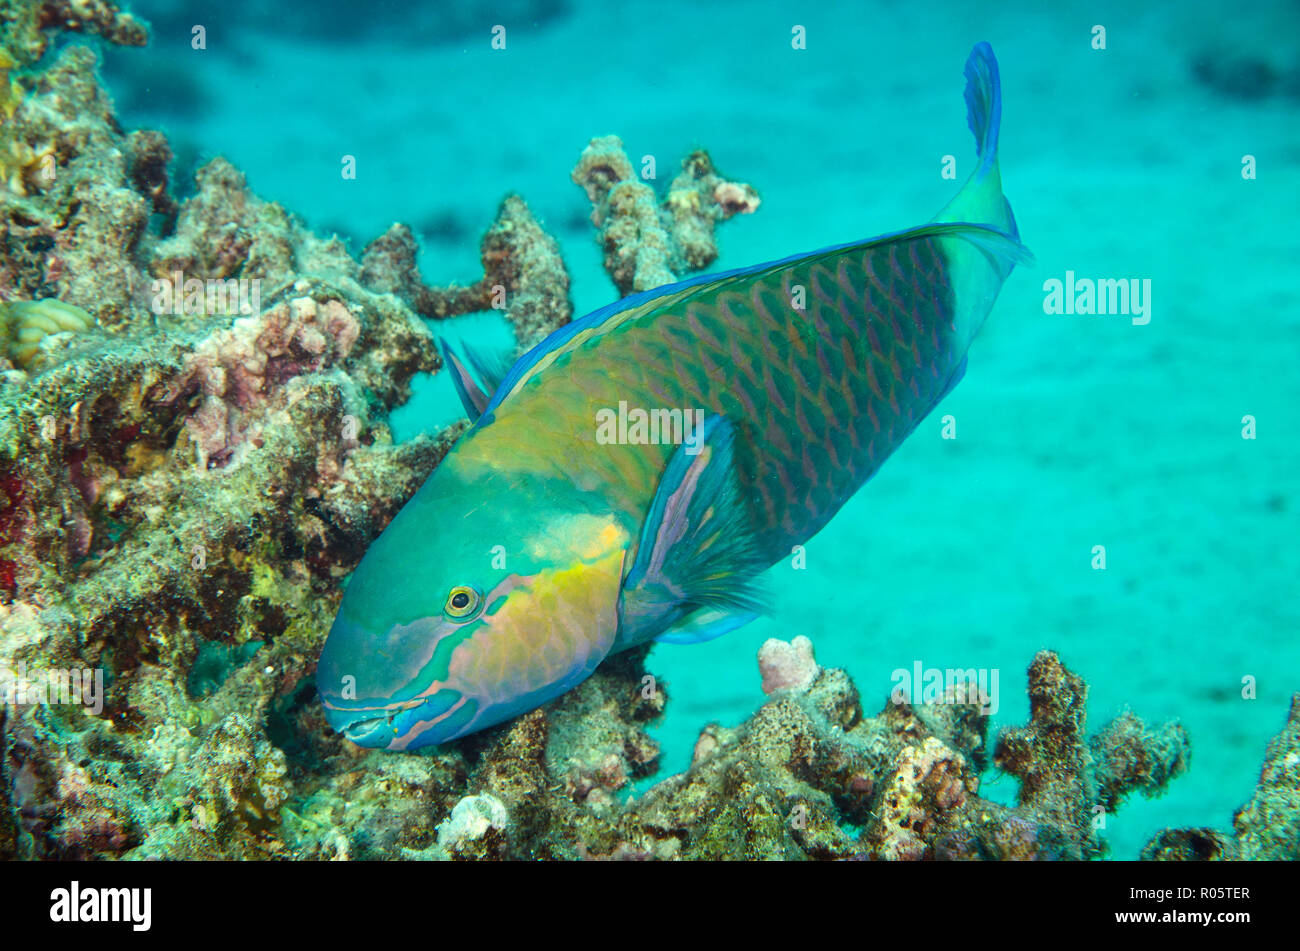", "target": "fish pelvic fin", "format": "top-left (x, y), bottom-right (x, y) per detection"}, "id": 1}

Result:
top-left (654, 605), bottom-right (760, 645)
